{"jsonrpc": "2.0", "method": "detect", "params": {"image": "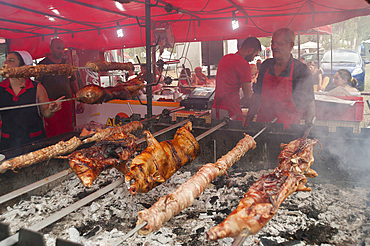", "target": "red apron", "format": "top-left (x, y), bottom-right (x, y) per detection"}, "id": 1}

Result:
top-left (44, 100), bottom-right (74, 138)
top-left (213, 89), bottom-right (244, 123)
top-left (256, 61), bottom-right (300, 129)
